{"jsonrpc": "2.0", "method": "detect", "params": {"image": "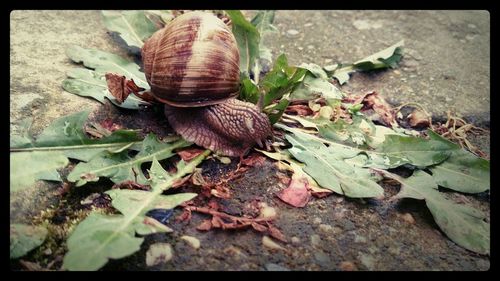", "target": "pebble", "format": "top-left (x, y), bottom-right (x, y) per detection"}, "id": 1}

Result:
top-left (265, 263), bottom-right (290, 271)
top-left (324, 58), bottom-right (333, 64)
top-left (304, 22), bottom-right (313, 27)
top-left (259, 203), bottom-right (277, 219)
top-left (445, 97), bottom-right (453, 102)
top-left (307, 45), bottom-right (315, 50)
top-left (263, 236), bottom-right (285, 251)
top-left (314, 251), bottom-right (331, 265)
top-left (358, 253), bottom-right (376, 270)
top-left (291, 236), bottom-right (301, 245)
top-left (400, 213), bottom-right (416, 224)
top-left (353, 19), bottom-right (383, 30)
top-left (313, 217), bottom-right (322, 225)
top-left (388, 246), bottom-right (401, 255)
top-left (310, 234), bottom-right (321, 248)
top-left (466, 34), bottom-right (476, 41)
top-left (298, 47), bottom-right (303, 51)
top-left (468, 23), bottom-right (477, 29)
top-left (180, 235), bottom-right (200, 250)
top-left (146, 243), bottom-right (173, 267)
top-left (318, 224), bottom-right (333, 233)
top-left (287, 29), bottom-right (299, 36)
top-left (354, 234), bottom-right (367, 243)
top-left (339, 261), bottom-right (357, 271)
